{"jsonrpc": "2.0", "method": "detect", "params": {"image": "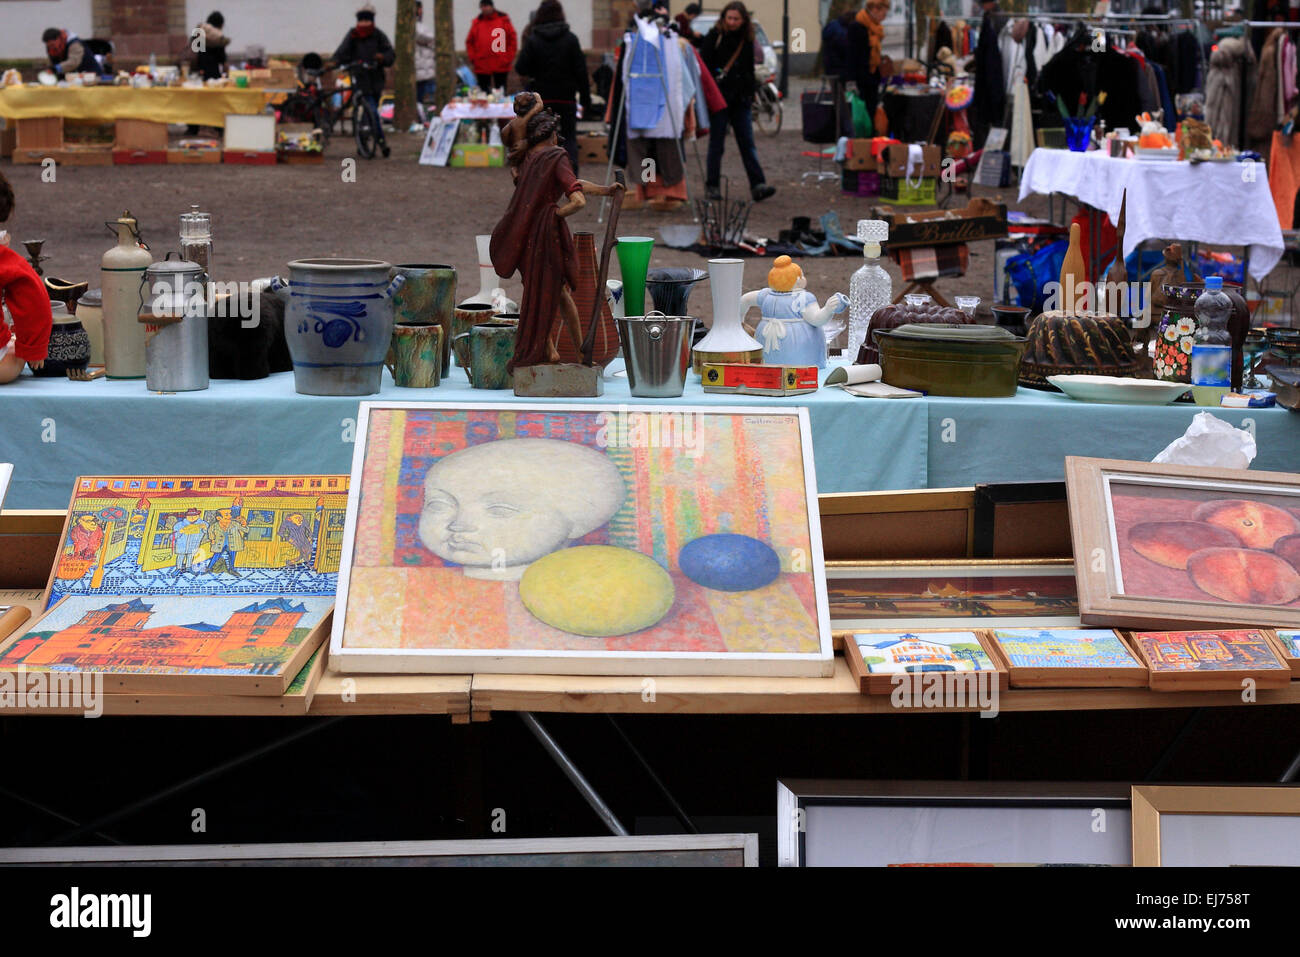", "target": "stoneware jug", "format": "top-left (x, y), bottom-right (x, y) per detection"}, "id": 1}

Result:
top-left (270, 258), bottom-right (405, 395)
top-left (32, 301), bottom-right (91, 377)
top-left (386, 322), bottom-right (443, 388)
top-left (390, 262), bottom-right (456, 375)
